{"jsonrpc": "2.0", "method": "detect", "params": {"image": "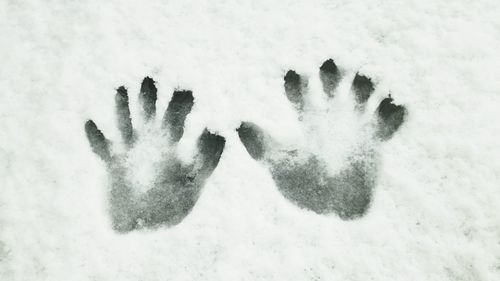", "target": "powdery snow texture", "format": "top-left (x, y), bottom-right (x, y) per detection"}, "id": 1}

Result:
top-left (0, 0), bottom-right (499, 280)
